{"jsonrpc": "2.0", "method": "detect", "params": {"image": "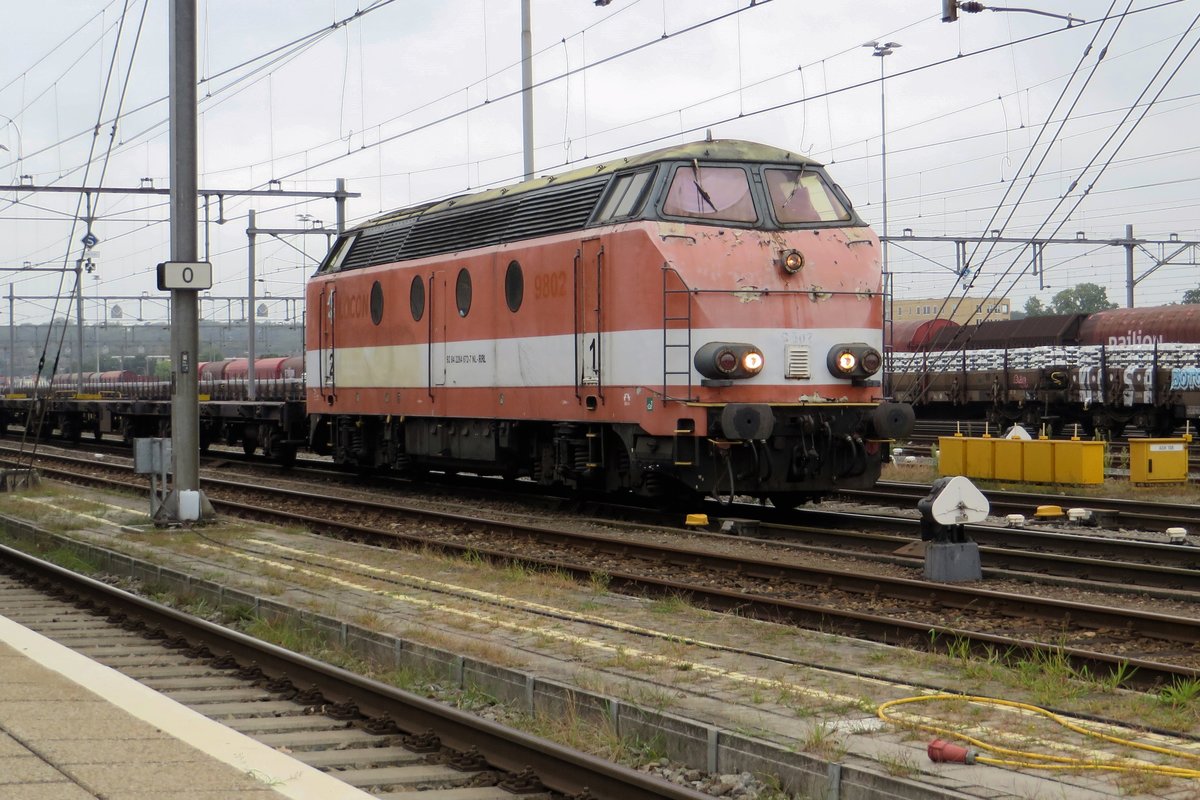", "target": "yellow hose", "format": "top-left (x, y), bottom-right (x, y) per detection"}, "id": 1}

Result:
top-left (877, 693), bottom-right (1200, 779)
